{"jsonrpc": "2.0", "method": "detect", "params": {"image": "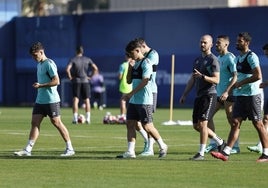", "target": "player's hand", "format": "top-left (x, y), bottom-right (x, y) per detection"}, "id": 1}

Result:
top-left (193, 69), bottom-right (202, 79)
top-left (220, 92), bottom-right (228, 101)
top-left (260, 82), bottom-right (268, 88)
top-left (179, 96), bottom-right (186, 104)
top-left (32, 82), bottom-right (40, 88)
